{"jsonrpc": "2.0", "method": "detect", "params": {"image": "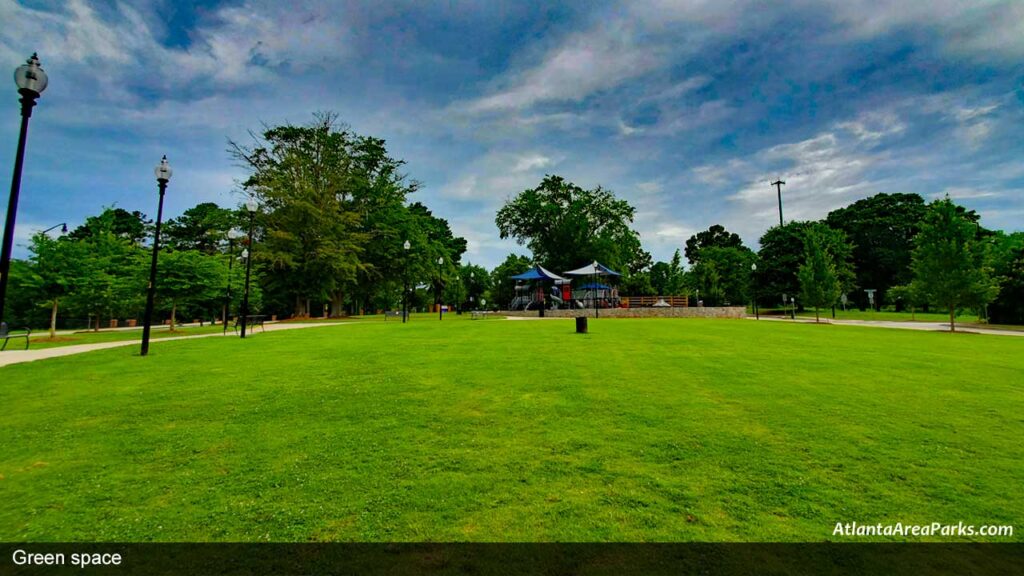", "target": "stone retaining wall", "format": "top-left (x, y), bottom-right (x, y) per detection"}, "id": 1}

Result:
top-left (501, 306), bottom-right (747, 319)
